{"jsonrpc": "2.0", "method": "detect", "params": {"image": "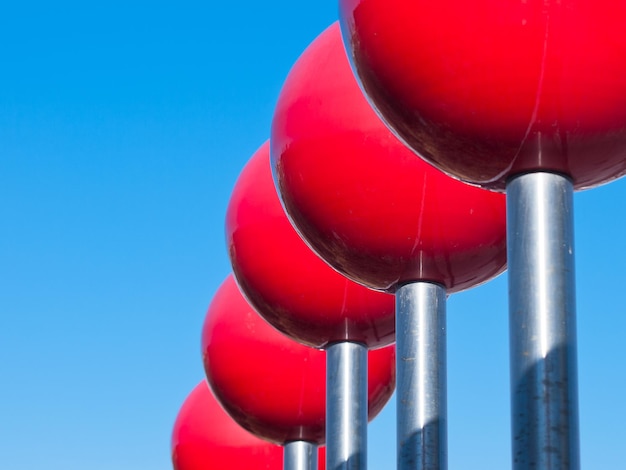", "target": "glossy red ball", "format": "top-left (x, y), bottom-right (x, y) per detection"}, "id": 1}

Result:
top-left (202, 275), bottom-right (396, 445)
top-left (272, 23), bottom-right (507, 293)
top-left (339, 0), bottom-right (626, 190)
top-left (171, 381), bottom-right (284, 470)
top-left (227, 141), bottom-right (395, 348)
